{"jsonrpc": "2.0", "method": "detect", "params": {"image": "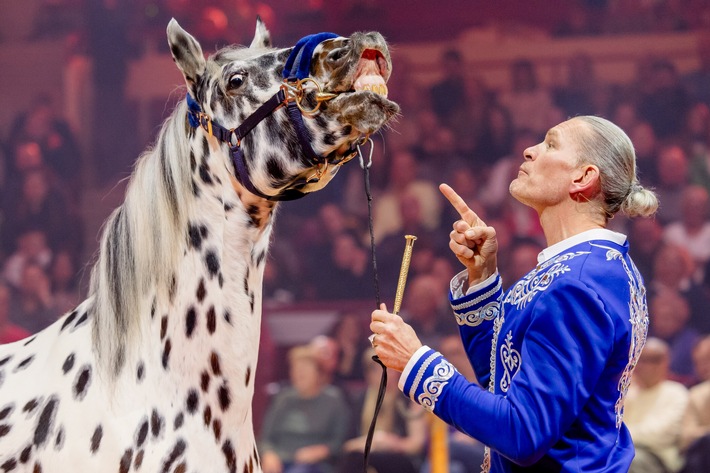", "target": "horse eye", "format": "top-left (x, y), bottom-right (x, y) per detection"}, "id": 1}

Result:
top-left (228, 74), bottom-right (246, 90)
